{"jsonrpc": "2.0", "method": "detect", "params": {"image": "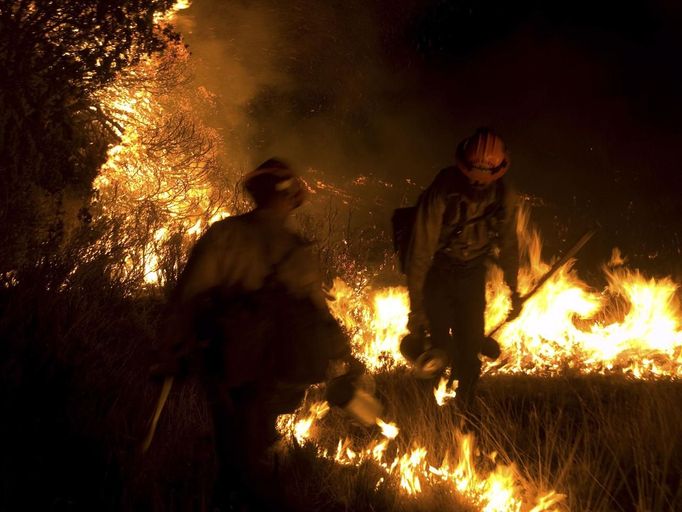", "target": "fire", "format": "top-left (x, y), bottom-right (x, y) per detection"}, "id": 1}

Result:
top-left (327, 205), bottom-right (682, 379)
top-left (376, 418), bottom-right (400, 439)
top-left (278, 405), bottom-right (564, 511)
top-left (277, 205), bottom-right (682, 509)
top-left (277, 400), bottom-right (330, 445)
top-left (92, 1), bottom-right (230, 285)
top-left (486, 206), bottom-right (682, 377)
top-left (434, 374), bottom-right (458, 406)
top-left (327, 280), bottom-right (409, 371)
top-left (87, 2), bottom-right (678, 508)
top-left (154, 0), bottom-right (192, 22)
